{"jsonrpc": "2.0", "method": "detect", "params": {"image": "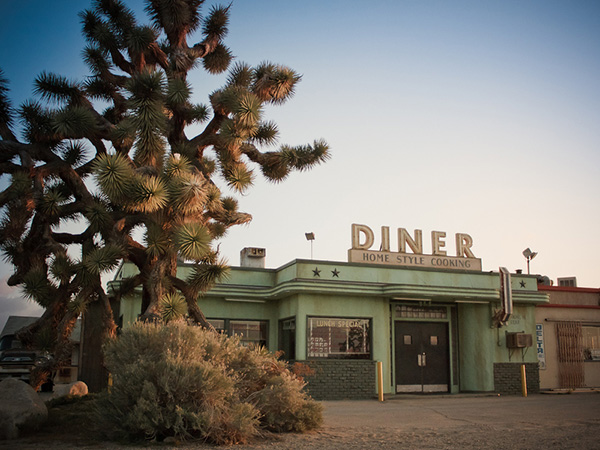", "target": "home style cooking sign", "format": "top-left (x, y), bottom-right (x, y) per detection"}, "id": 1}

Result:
top-left (348, 224), bottom-right (482, 271)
